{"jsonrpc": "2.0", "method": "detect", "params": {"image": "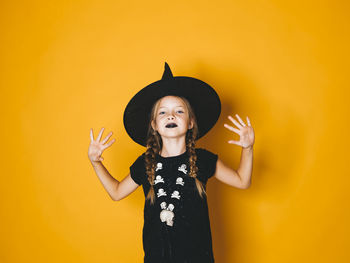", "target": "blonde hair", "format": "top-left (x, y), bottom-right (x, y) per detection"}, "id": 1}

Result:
top-left (144, 96), bottom-right (207, 205)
